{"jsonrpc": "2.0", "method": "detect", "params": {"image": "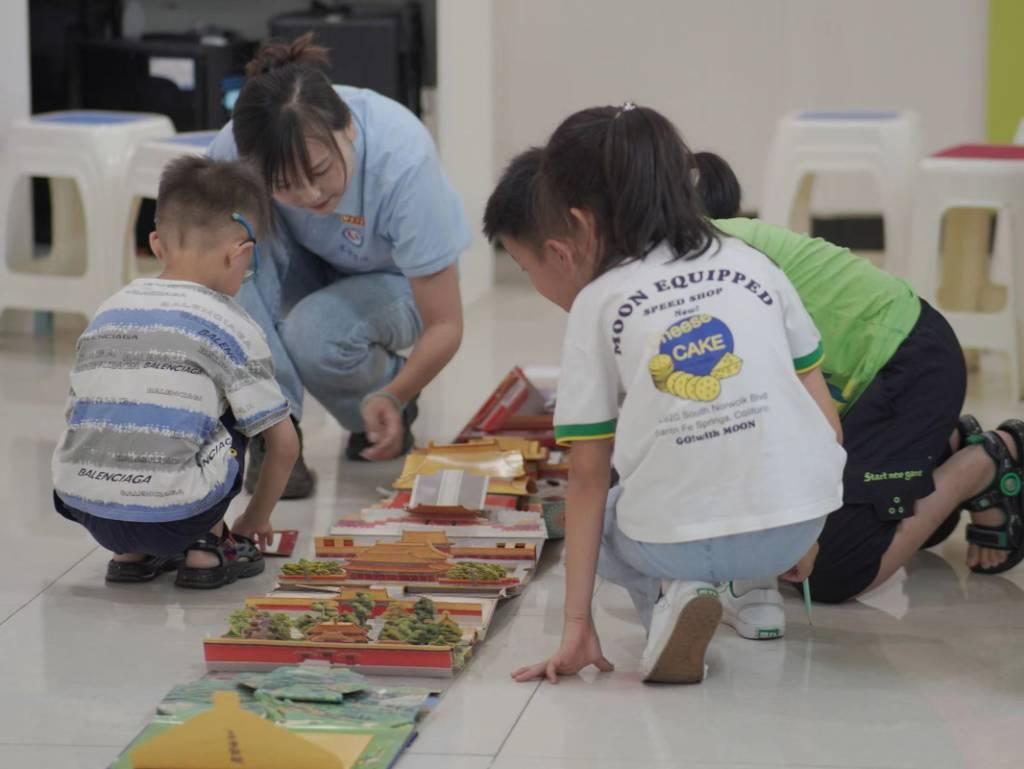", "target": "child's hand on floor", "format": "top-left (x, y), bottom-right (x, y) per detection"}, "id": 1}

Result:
top-left (512, 617), bottom-right (614, 683)
top-left (232, 513), bottom-right (274, 551)
top-left (780, 541), bottom-right (820, 583)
